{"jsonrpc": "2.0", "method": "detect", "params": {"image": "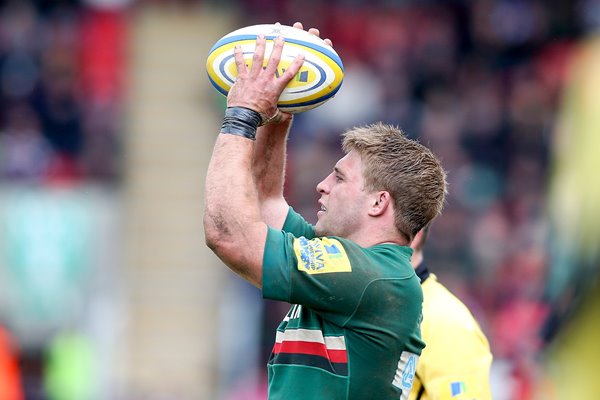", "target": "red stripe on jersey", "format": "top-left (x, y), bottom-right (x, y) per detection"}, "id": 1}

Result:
top-left (273, 340), bottom-right (348, 363)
